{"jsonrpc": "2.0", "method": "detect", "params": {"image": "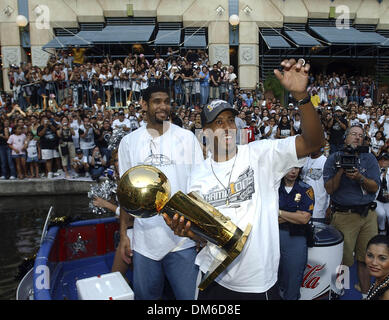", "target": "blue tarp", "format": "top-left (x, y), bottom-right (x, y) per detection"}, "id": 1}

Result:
top-left (309, 26), bottom-right (387, 45)
top-left (154, 29), bottom-right (181, 46)
top-left (262, 35), bottom-right (291, 49)
top-left (284, 30), bottom-right (321, 47)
